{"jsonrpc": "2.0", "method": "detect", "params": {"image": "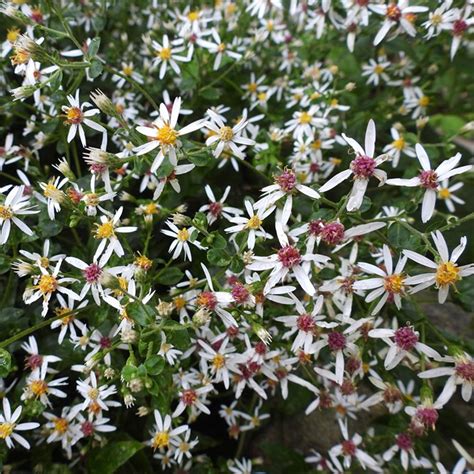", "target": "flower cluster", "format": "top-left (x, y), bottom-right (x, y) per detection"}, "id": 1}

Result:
top-left (0, 0), bottom-right (473, 473)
